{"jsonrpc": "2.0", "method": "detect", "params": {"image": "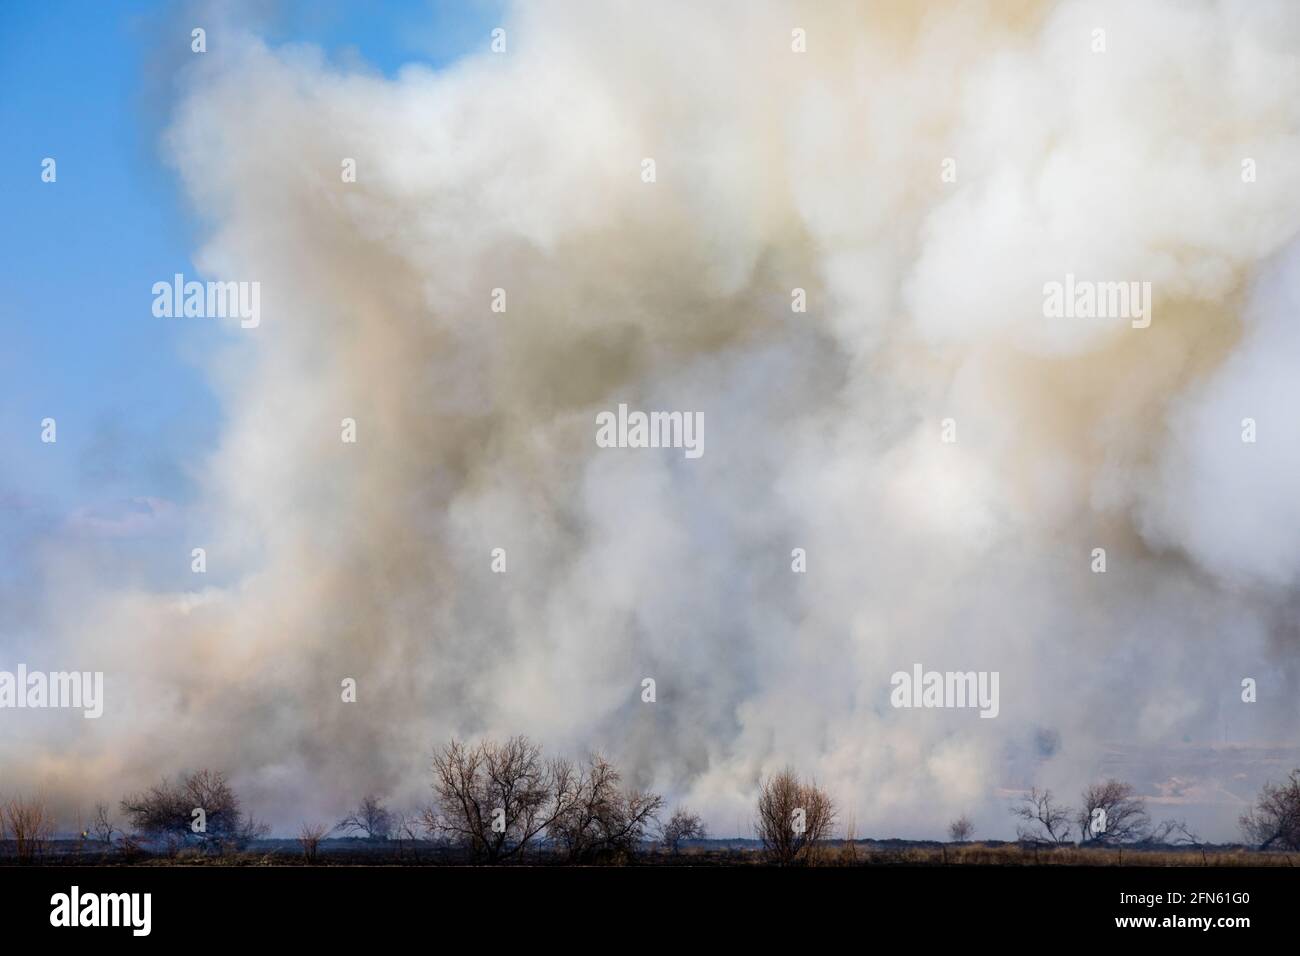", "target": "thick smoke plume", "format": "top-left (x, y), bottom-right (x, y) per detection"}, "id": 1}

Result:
top-left (7, 0), bottom-right (1300, 839)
